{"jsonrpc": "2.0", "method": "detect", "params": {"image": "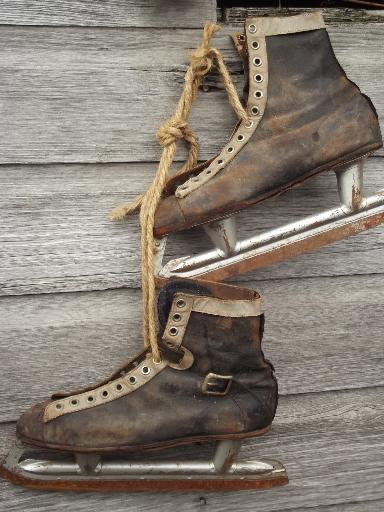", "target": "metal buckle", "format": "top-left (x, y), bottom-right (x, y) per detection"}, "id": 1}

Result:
top-left (201, 373), bottom-right (233, 396)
